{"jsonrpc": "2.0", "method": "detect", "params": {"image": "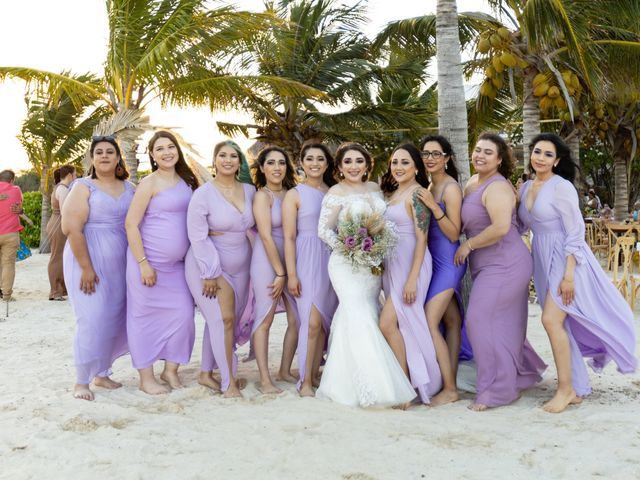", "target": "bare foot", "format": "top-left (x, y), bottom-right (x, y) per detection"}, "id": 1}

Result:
top-left (276, 372), bottom-right (298, 384)
top-left (73, 384), bottom-right (94, 401)
top-left (543, 388), bottom-right (579, 413)
top-left (570, 396), bottom-right (583, 405)
top-left (257, 381), bottom-right (283, 395)
top-left (468, 403), bottom-right (488, 412)
top-left (94, 376), bottom-right (122, 389)
top-left (299, 385), bottom-right (315, 397)
top-left (223, 385), bottom-right (243, 399)
top-left (198, 372), bottom-right (221, 392)
top-left (160, 370), bottom-right (184, 389)
top-left (392, 402), bottom-right (412, 410)
top-left (312, 376), bottom-right (321, 388)
top-left (236, 377), bottom-right (248, 390)
top-left (430, 389), bottom-right (459, 407)
top-left (140, 378), bottom-right (170, 395)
